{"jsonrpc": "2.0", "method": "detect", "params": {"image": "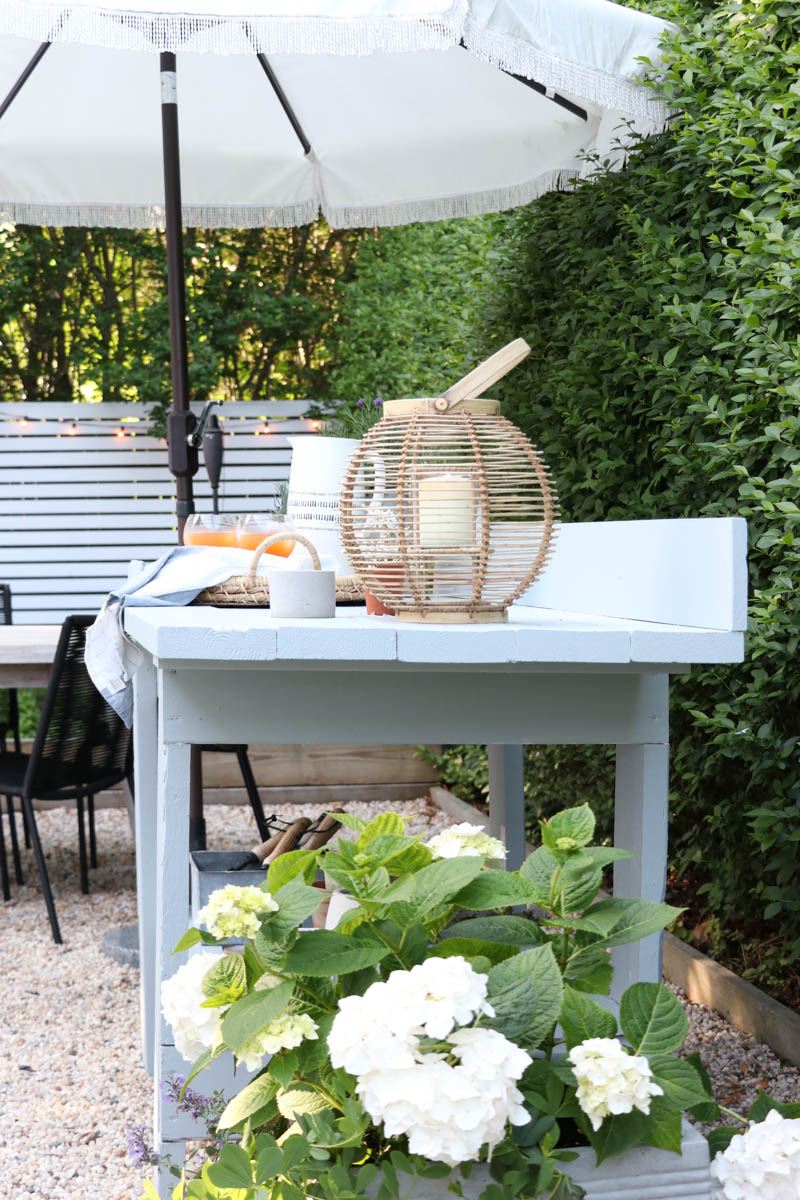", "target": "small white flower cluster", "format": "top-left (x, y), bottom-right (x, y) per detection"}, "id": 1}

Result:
top-left (328, 956), bottom-right (530, 1166)
top-left (197, 884), bottom-right (278, 941)
top-left (238, 1012), bottom-right (318, 1072)
top-left (425, 822), bottom-right (507, 861)
top-left (710, 1109), bottom-right (800, 1200)
top-left (567, 1037), bottom-right (663, 1131)
top-left (160, 950), bottom-right (224, 1063)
